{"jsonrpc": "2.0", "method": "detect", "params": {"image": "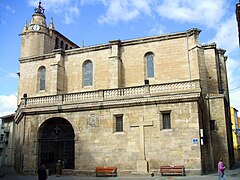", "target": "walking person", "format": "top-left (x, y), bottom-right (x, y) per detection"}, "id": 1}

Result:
top-left (56, 160), bottom-right (62, 177)
top-left (37, 165), bottom-right (48, 180)
top-left (218, 158), bottom-right (226, 180)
